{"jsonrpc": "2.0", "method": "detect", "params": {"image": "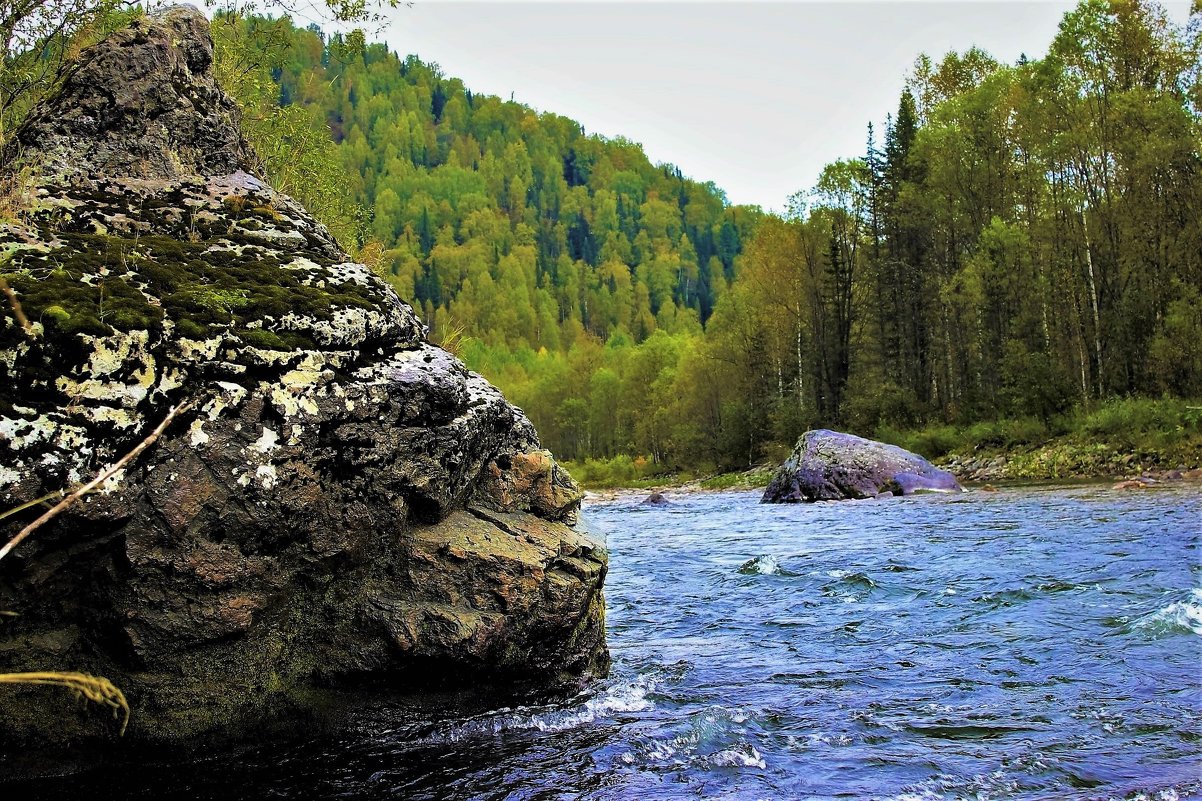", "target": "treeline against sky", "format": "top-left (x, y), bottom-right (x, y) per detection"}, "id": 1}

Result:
top-left (254, 0), bottom-right (1200, 470)
top-left (266, 22), bottom-right (759, 342)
